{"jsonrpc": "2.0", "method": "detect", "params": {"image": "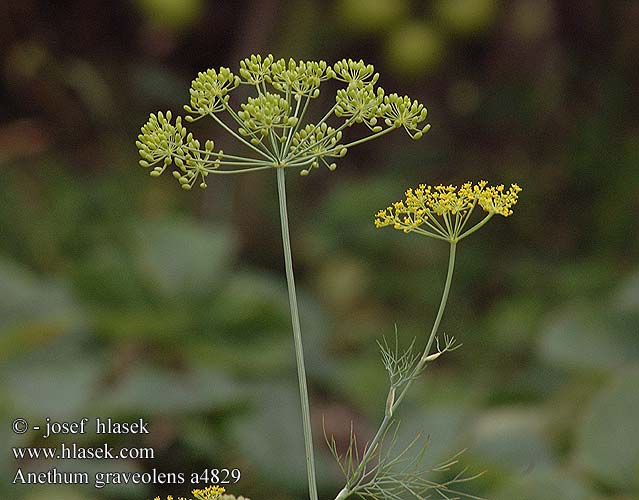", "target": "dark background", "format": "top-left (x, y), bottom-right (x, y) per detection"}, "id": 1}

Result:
top-left (1, 1), bottom-right (638, 499)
